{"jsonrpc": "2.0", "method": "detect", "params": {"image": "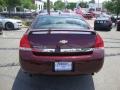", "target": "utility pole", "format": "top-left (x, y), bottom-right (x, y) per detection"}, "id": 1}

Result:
top-left (64, 0), bottom-right (68, 8)
top-left (47, 0), bottom-right (50, 15)
top-left (98, 0), bottom-right (99, 8)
